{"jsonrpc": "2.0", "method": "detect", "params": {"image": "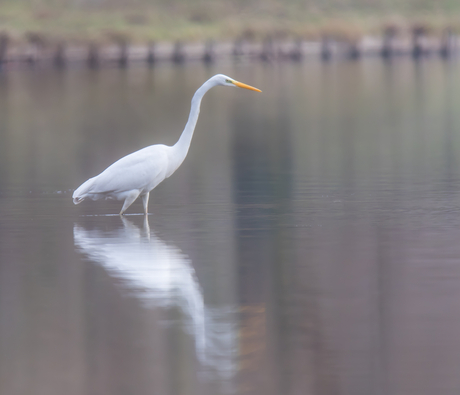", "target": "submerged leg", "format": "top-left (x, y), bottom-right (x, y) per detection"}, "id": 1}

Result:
top-left (119, 190), bottom-right (140, 215)
top-left (142, 215), bottom-right (151, 238)
top-left (141, 192), bottom-right (150, 215)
